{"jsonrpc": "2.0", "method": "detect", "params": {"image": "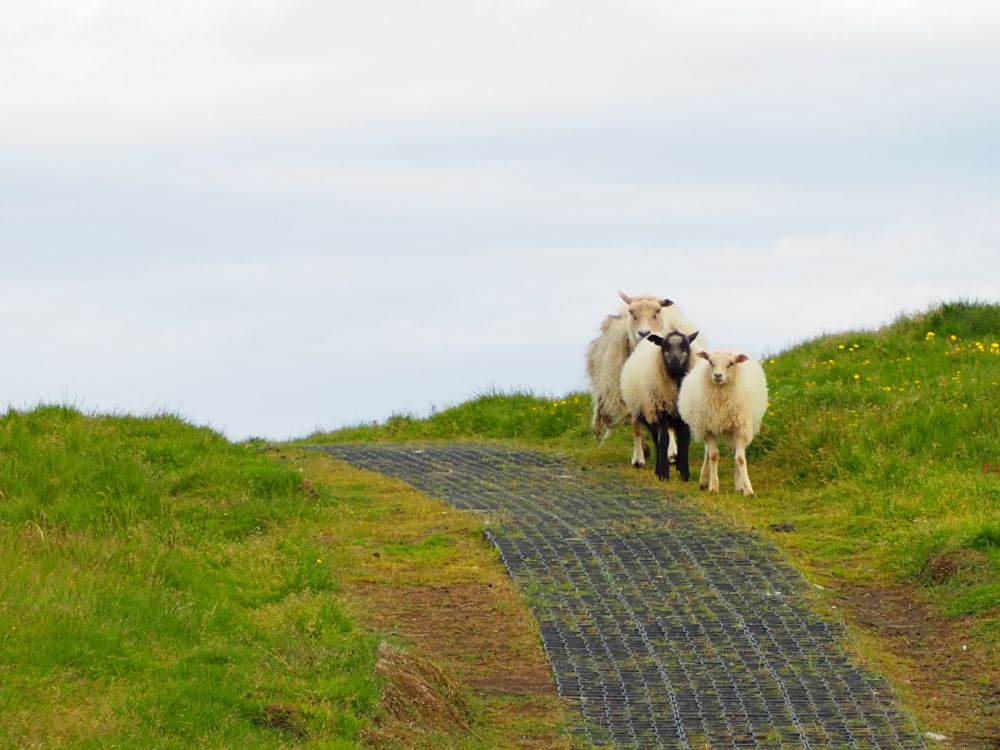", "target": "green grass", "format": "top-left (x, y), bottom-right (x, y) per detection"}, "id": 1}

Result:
top-left (308, 300), bottom-right (1000, 628)
top-left (750, 301), bottom-right (1000, 612)
top-left (0, 407), bottom-right (570, 748)
top-left (6, 300), bottom-right (999, 745)
top-left (0, 407), bottom-right (378, 748)
top-left (311, 390), bottom-right (593, 444)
